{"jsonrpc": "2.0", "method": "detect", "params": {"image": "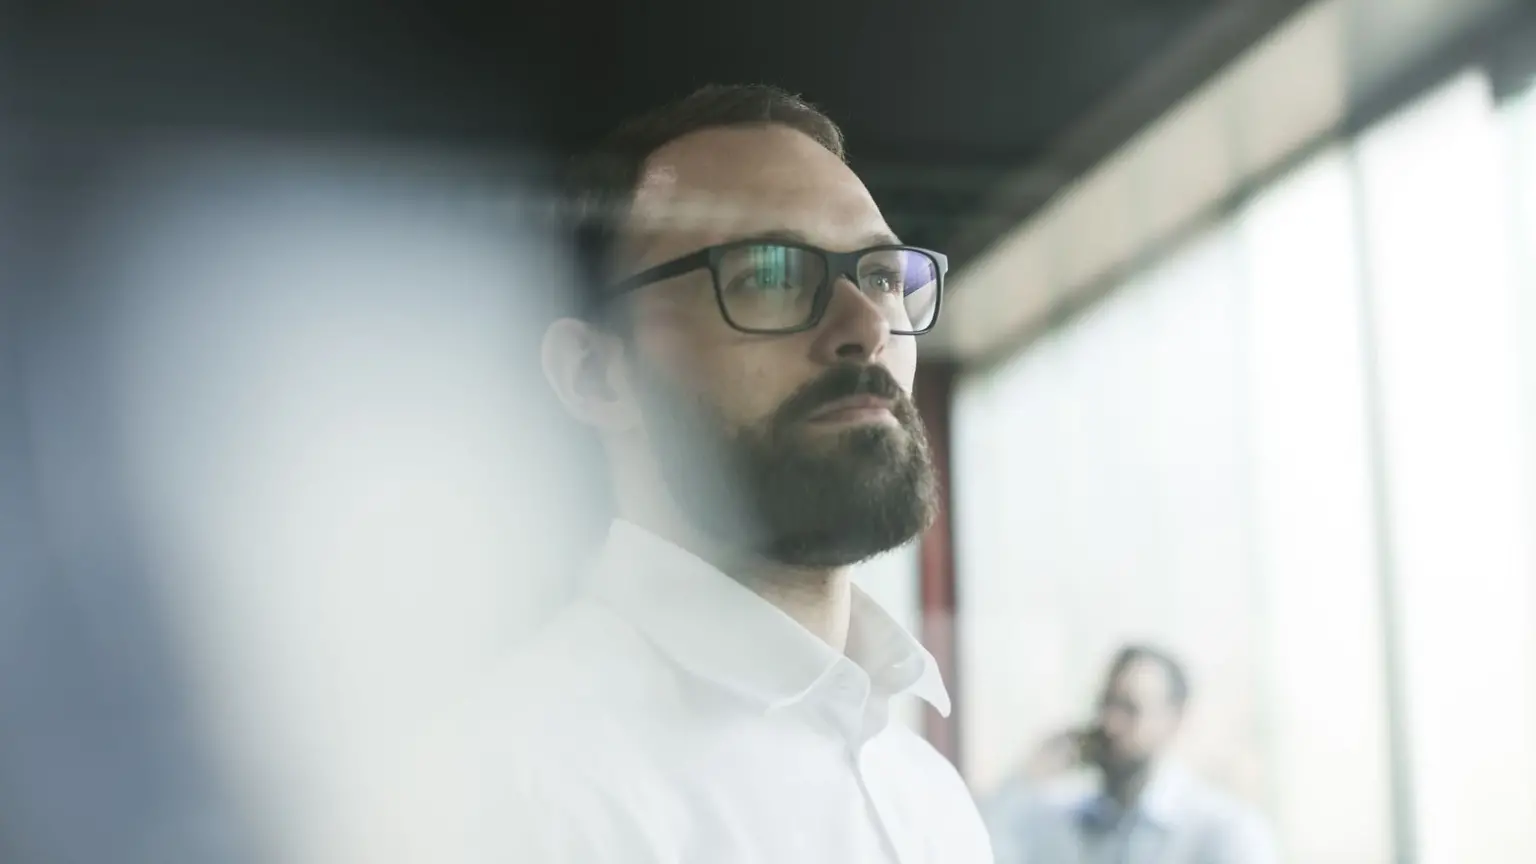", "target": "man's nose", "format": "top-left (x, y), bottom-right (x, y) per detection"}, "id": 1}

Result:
top-left (1100, 710), bottom-right (1132, 738)
top-left (815, 276), bottom-right (891, 363)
